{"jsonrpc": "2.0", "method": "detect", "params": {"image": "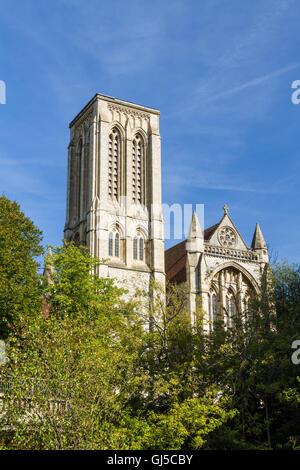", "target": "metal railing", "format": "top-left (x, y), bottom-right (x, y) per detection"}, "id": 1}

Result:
top-left (0, 377), bottom-right (71, 398)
